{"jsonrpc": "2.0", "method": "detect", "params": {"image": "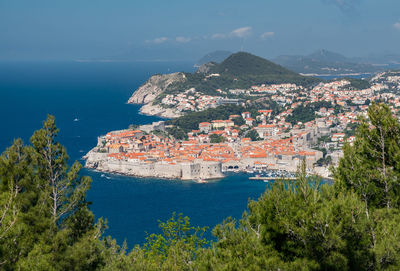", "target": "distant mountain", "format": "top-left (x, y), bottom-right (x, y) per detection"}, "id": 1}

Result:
top-left (351, 54), bottom-right (400, 69)
top-left (308, 49), bottom-right (348, 63)
top-left (274, 49), bottom-right (383, 75)
top-left (194, 50), bottom-right (232, 67)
